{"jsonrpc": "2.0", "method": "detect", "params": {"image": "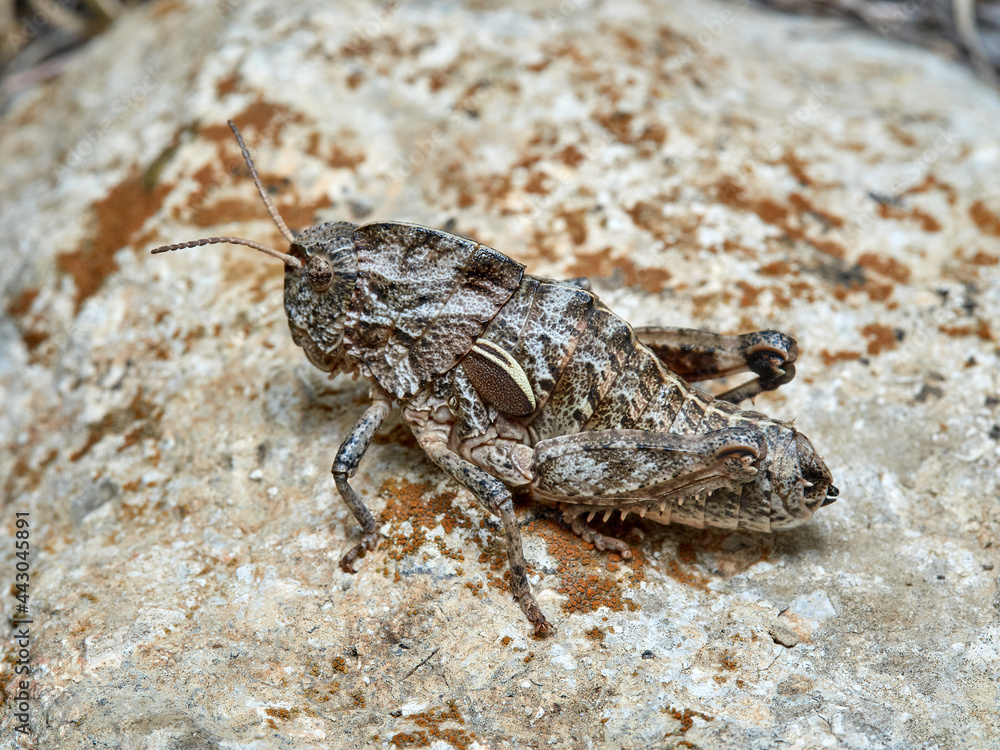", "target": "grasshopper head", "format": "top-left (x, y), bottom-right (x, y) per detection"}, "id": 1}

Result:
top-left (284, 221), bottom-right (358, 374)
top-left (151, 122), bottom-right (359, 376)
